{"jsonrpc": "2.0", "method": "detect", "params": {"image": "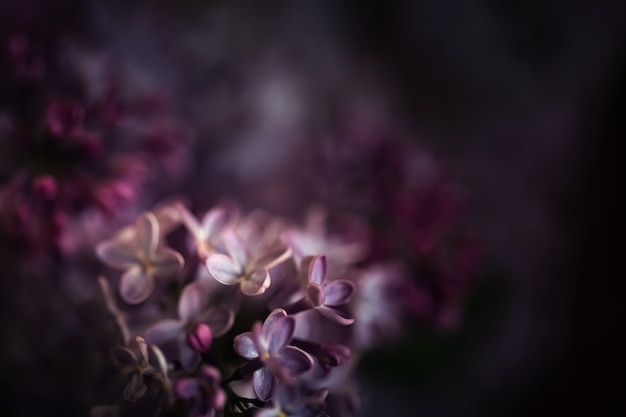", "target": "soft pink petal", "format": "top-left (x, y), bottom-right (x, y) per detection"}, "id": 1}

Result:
top-left (201, 306), bottom-right (234, 337)
top-left (306, 283), bottom-right (325, 307)
top-left (253, 367), bottom-right (276, 401)
top-left (223, 230), bottom-right (249, 267)
top-left (135, 212), bottom-right (159, 257)
top-left (178, 282), bottom-right (207, 324)
top-left (143, 319), bottom-right (184, 346)
top-left (279, 346), bottom-right (313, 375)
top-left (119, 267), bottom-right (154, 305)
top-left (266, 316), bottom-right (294, 354)
top-left (262, 309), bottom-right (288, 338)
top-left (233, 332), bottom-right (259, 359)
top-left (96, 240), bottom-right (137, 269)
top-left (316, 305), bottom-right (355, 325)
top-left (308, 255), bottom-right (327, 286)
top-left (240, 269), bottom-right (270, 296)
top-left (206, 253), bottom-right (241, 285)
top-left (323, 280), bottom-right (356, 306)
top-left (152, 248), bottom-right (184, 278)
top-left (201, 206), bottom-right (236, 240)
